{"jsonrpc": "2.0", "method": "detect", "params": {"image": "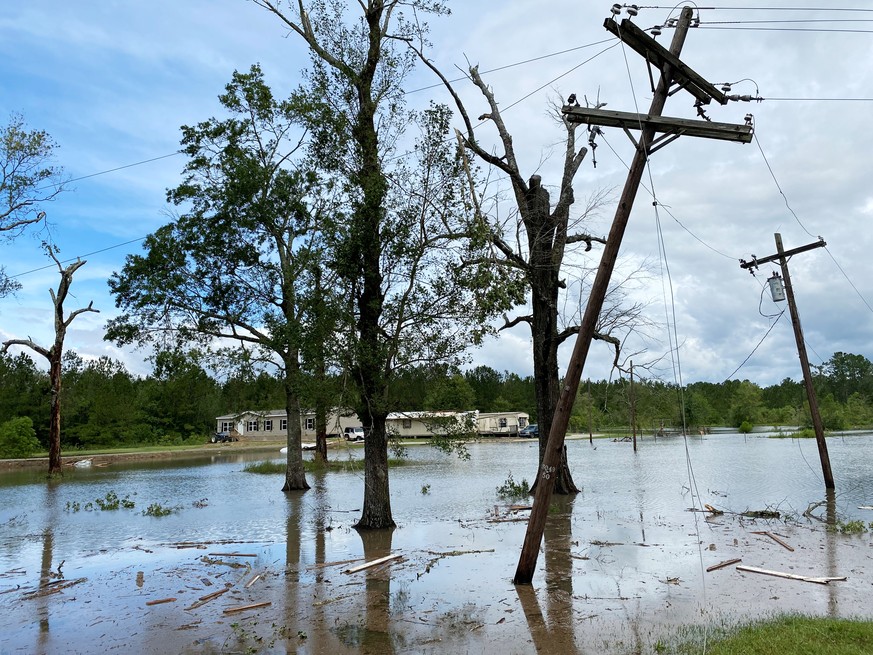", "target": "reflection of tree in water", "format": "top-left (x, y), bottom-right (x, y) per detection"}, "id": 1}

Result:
top-left (516, 494), bottom-right (578, 653)
top-left (357, 527), bottom-right (397, 655)
top-left (37, 480), bottom-right (61, 649)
